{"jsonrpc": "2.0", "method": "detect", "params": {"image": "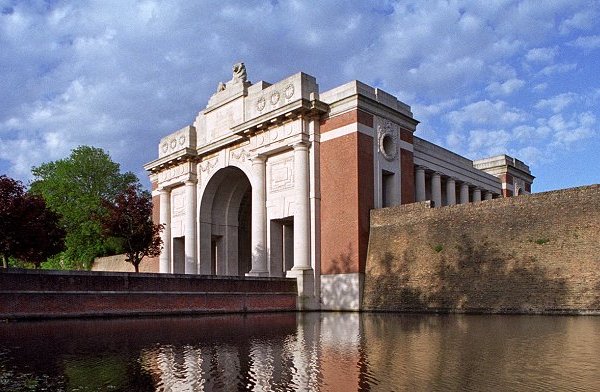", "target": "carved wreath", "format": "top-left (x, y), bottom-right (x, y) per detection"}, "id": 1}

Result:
top-left (377, 120), bottom-right (398, 161)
